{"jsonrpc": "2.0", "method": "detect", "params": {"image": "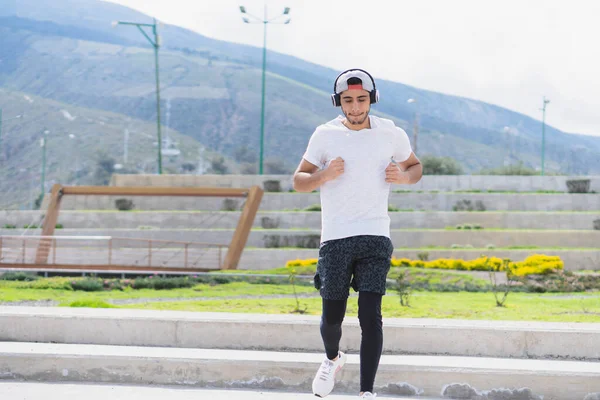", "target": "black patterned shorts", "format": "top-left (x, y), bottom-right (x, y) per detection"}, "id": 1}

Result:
top-left (314, 235), bottom-right (394, 300)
